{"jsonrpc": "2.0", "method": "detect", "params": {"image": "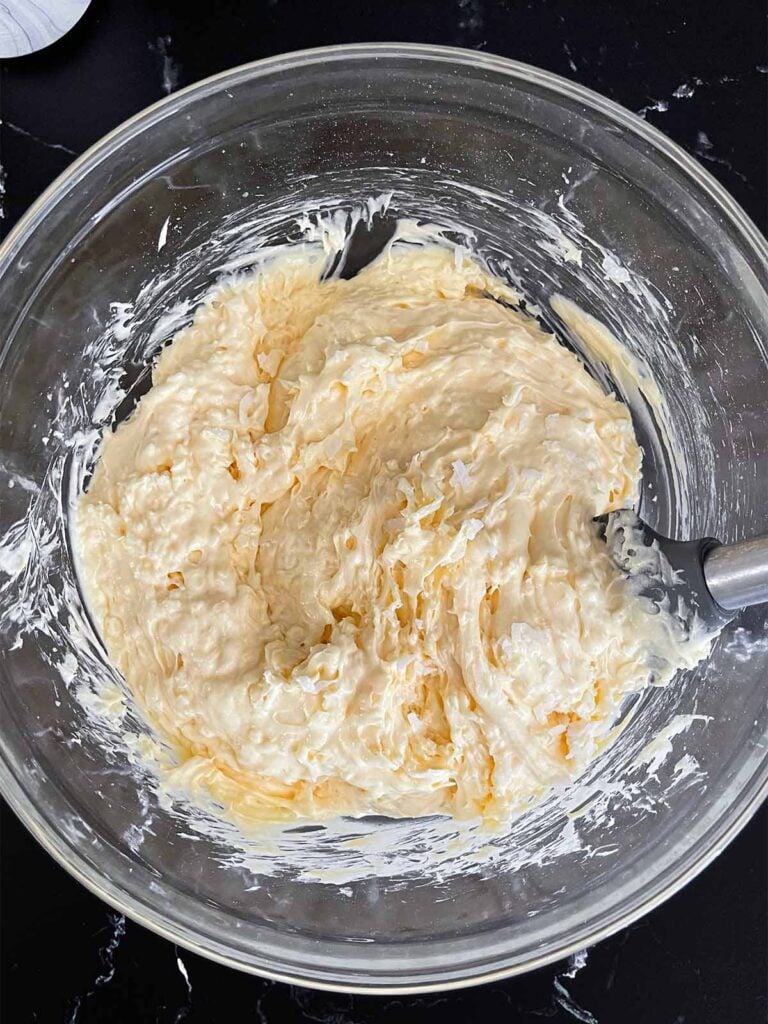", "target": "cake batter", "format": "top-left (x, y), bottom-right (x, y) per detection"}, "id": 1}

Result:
top-left (77, 243), bottom-right (706, 824)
